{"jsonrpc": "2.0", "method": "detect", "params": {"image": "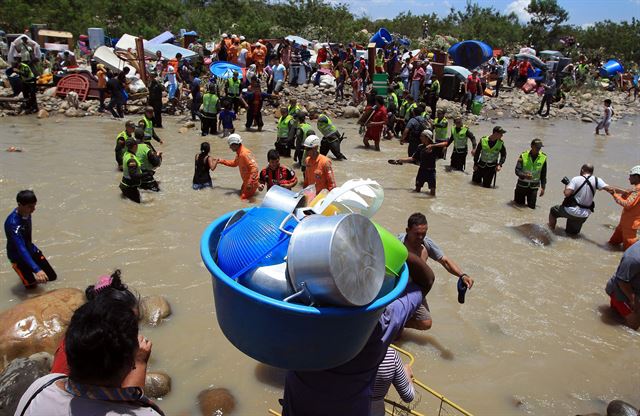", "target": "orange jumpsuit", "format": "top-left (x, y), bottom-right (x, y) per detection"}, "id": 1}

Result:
top-left (253, 47), bottom-right (266, 74)
top-left (220, 144), bottom-right (260, 200)
top-left (304, 154), bottom-right (336, 194)
top-left (227, 44), bottom-right (239, 65)
top-left (609, 184), bottom-right (640, 250)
